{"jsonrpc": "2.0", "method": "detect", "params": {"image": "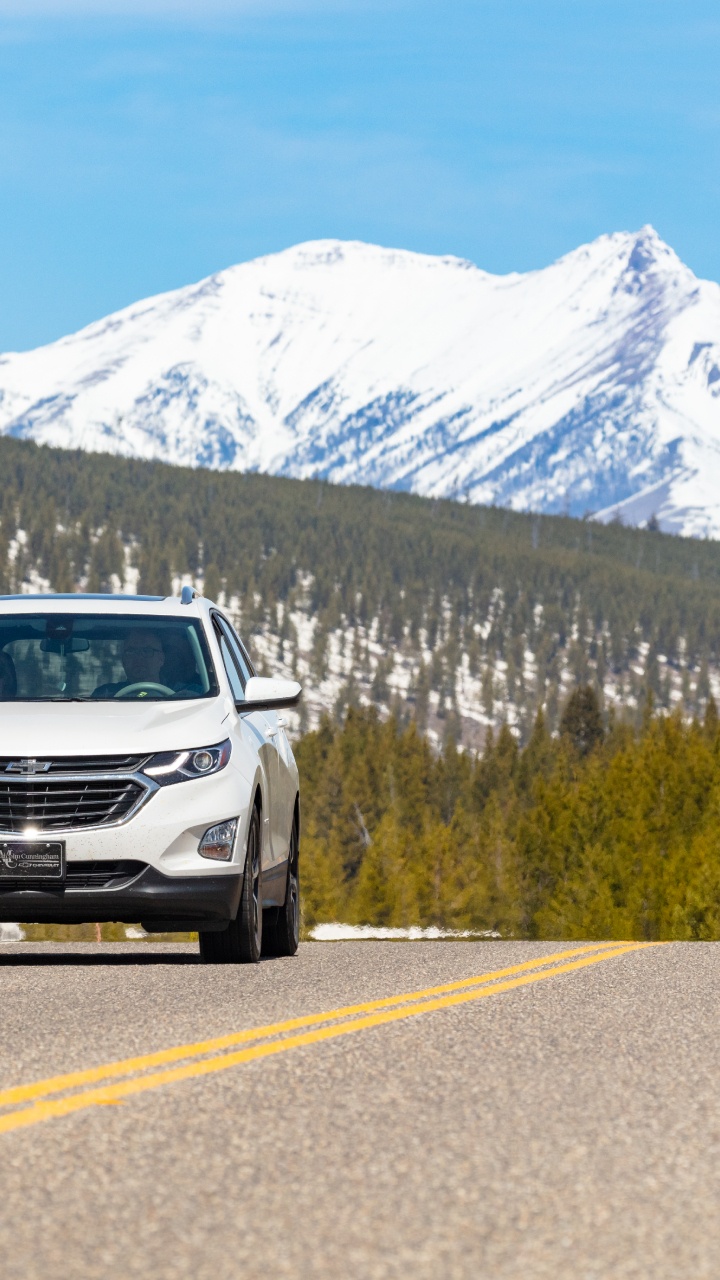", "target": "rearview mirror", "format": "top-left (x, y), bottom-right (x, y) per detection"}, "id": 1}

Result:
top-left (238, 677), bottom-right (302, 713)
top-left (40, 637), bottom-right (90, 654)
